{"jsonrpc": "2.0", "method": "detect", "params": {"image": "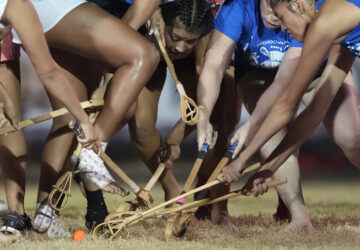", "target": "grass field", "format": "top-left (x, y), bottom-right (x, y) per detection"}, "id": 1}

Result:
top-left (1, 180), bottom-right (360, 250)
